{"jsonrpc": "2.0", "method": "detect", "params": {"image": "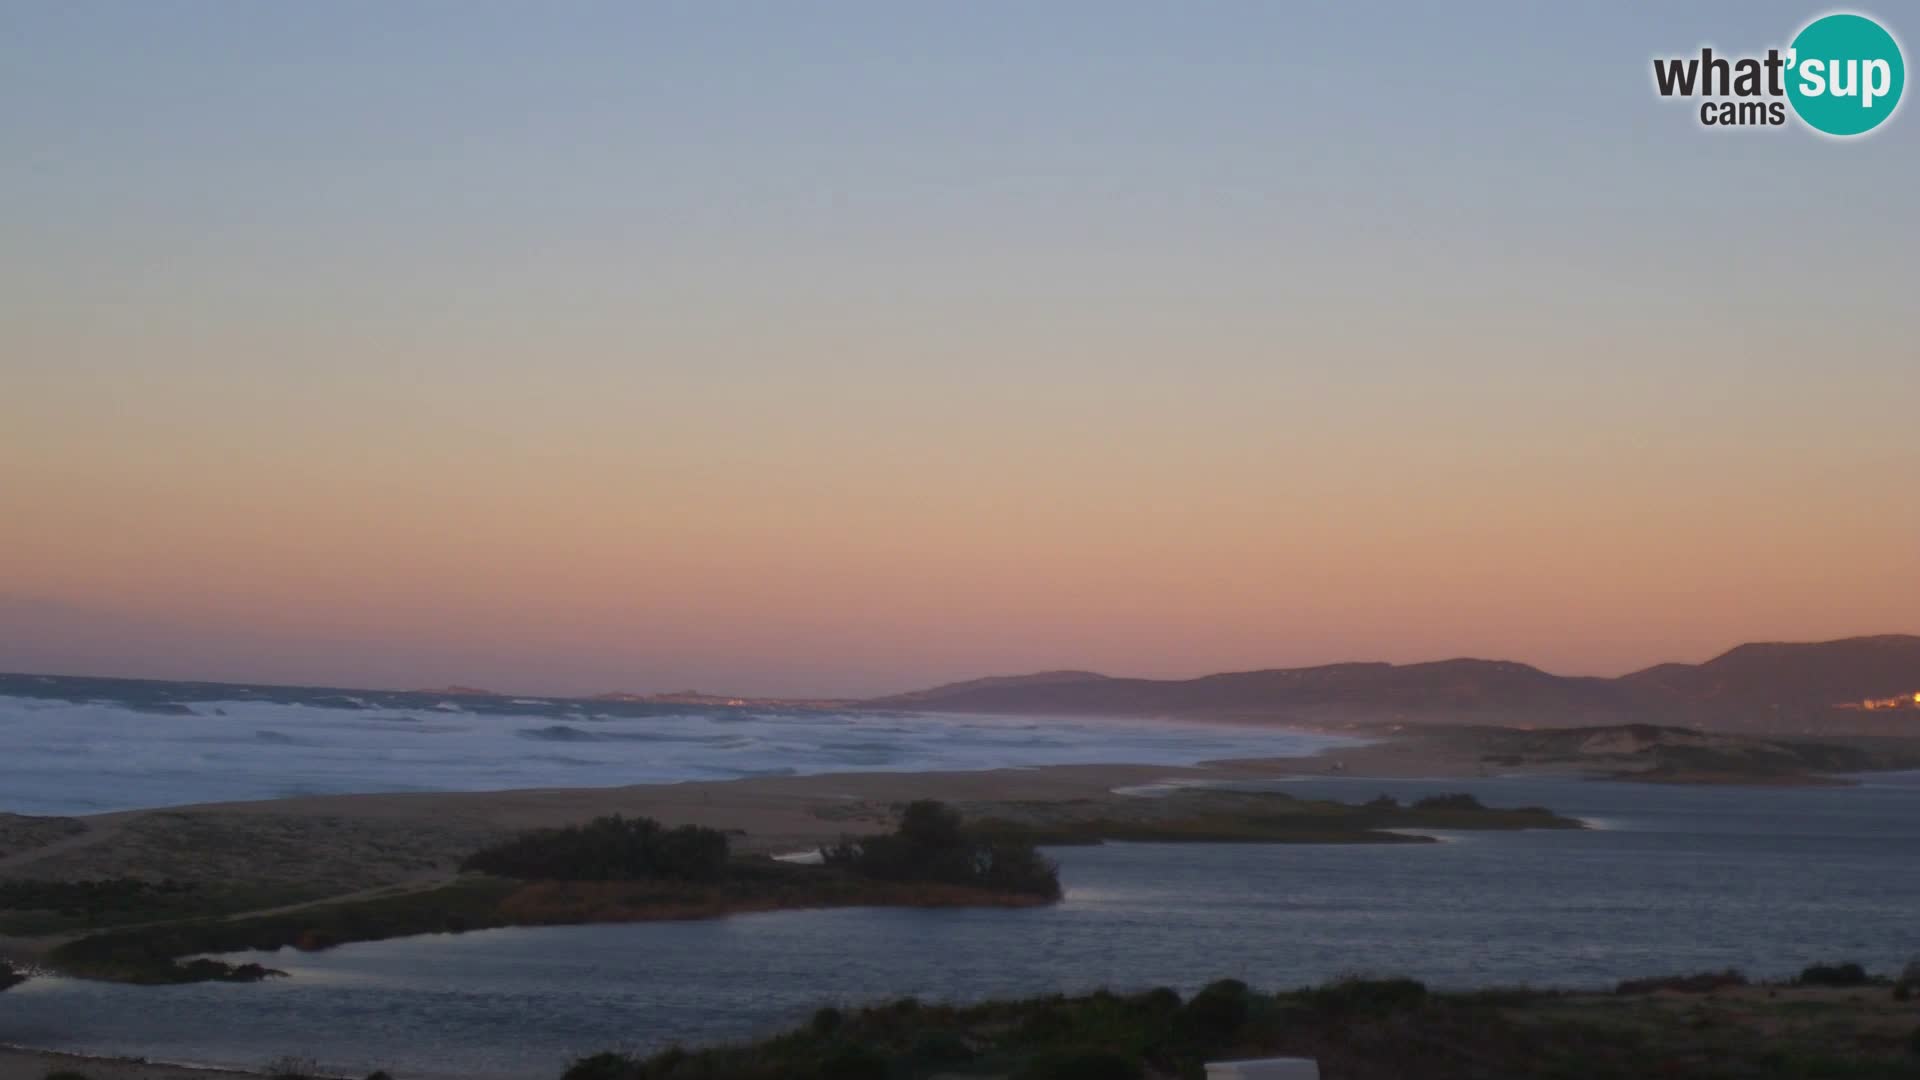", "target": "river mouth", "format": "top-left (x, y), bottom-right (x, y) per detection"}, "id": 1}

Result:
top-left (7, 773), bottom-right (1920, 1080)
